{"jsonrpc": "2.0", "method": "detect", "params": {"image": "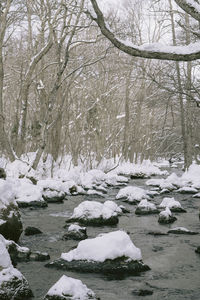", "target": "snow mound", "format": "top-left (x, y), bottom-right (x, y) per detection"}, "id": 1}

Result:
top-left (61, 230), bottom-right (142, 262)
top-left (159, 197), bottom-right (181, 209)
top-left (70, 200), bottom-right (122, 220)
top-left (44, 275), bottom-right (97, 300)
top-left (116, 186), bottom-right (150, 203)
